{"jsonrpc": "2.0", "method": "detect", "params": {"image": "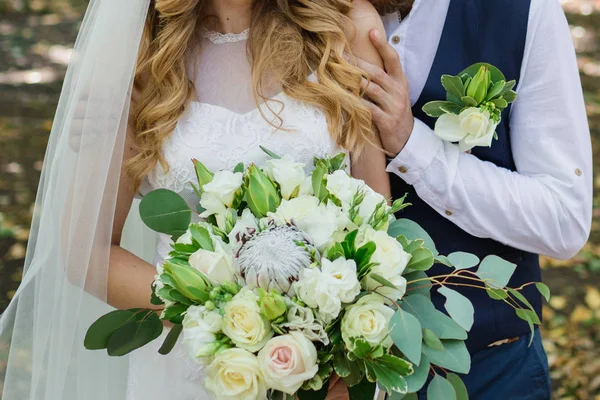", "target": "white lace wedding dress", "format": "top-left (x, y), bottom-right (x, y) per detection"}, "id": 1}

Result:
top-left (126, 30), bottom-right (345, 400)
